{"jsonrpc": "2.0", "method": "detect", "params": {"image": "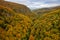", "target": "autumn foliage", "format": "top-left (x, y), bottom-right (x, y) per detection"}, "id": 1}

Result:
top-left (0, 0), bottom-right (60, 40)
